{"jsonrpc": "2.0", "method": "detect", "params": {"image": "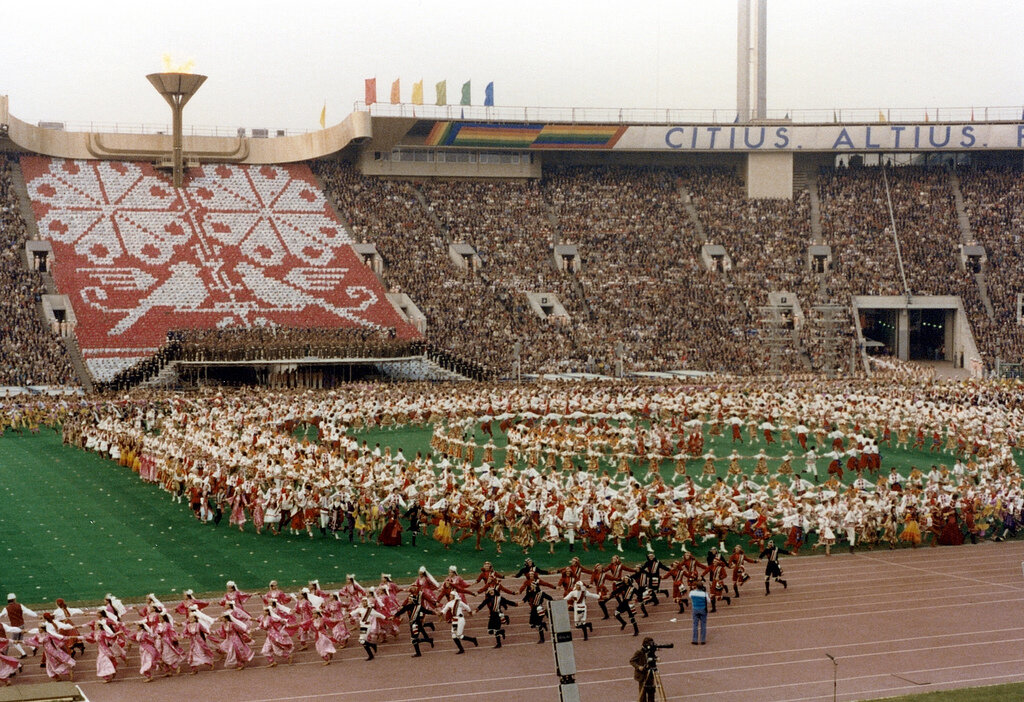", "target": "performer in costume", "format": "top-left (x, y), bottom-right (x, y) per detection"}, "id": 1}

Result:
top-left (476, 584), bottom-right (517, 648)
